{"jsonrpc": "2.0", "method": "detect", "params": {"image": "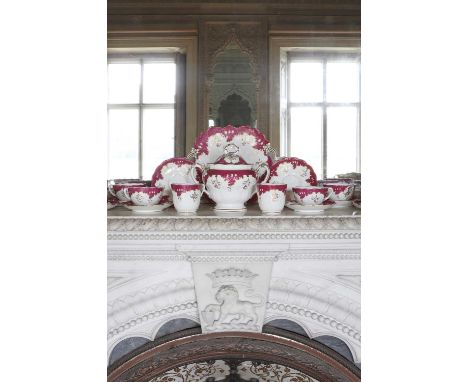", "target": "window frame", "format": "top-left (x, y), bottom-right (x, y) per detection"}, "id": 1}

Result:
top-left (107, 53), bottom-right (177, 180)
top-left (268, 35), bottom-right (360, 175)
top-left (286, 51), bottom-right (361, 179)
top-left (107, 35), bottom-right (198, 180)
